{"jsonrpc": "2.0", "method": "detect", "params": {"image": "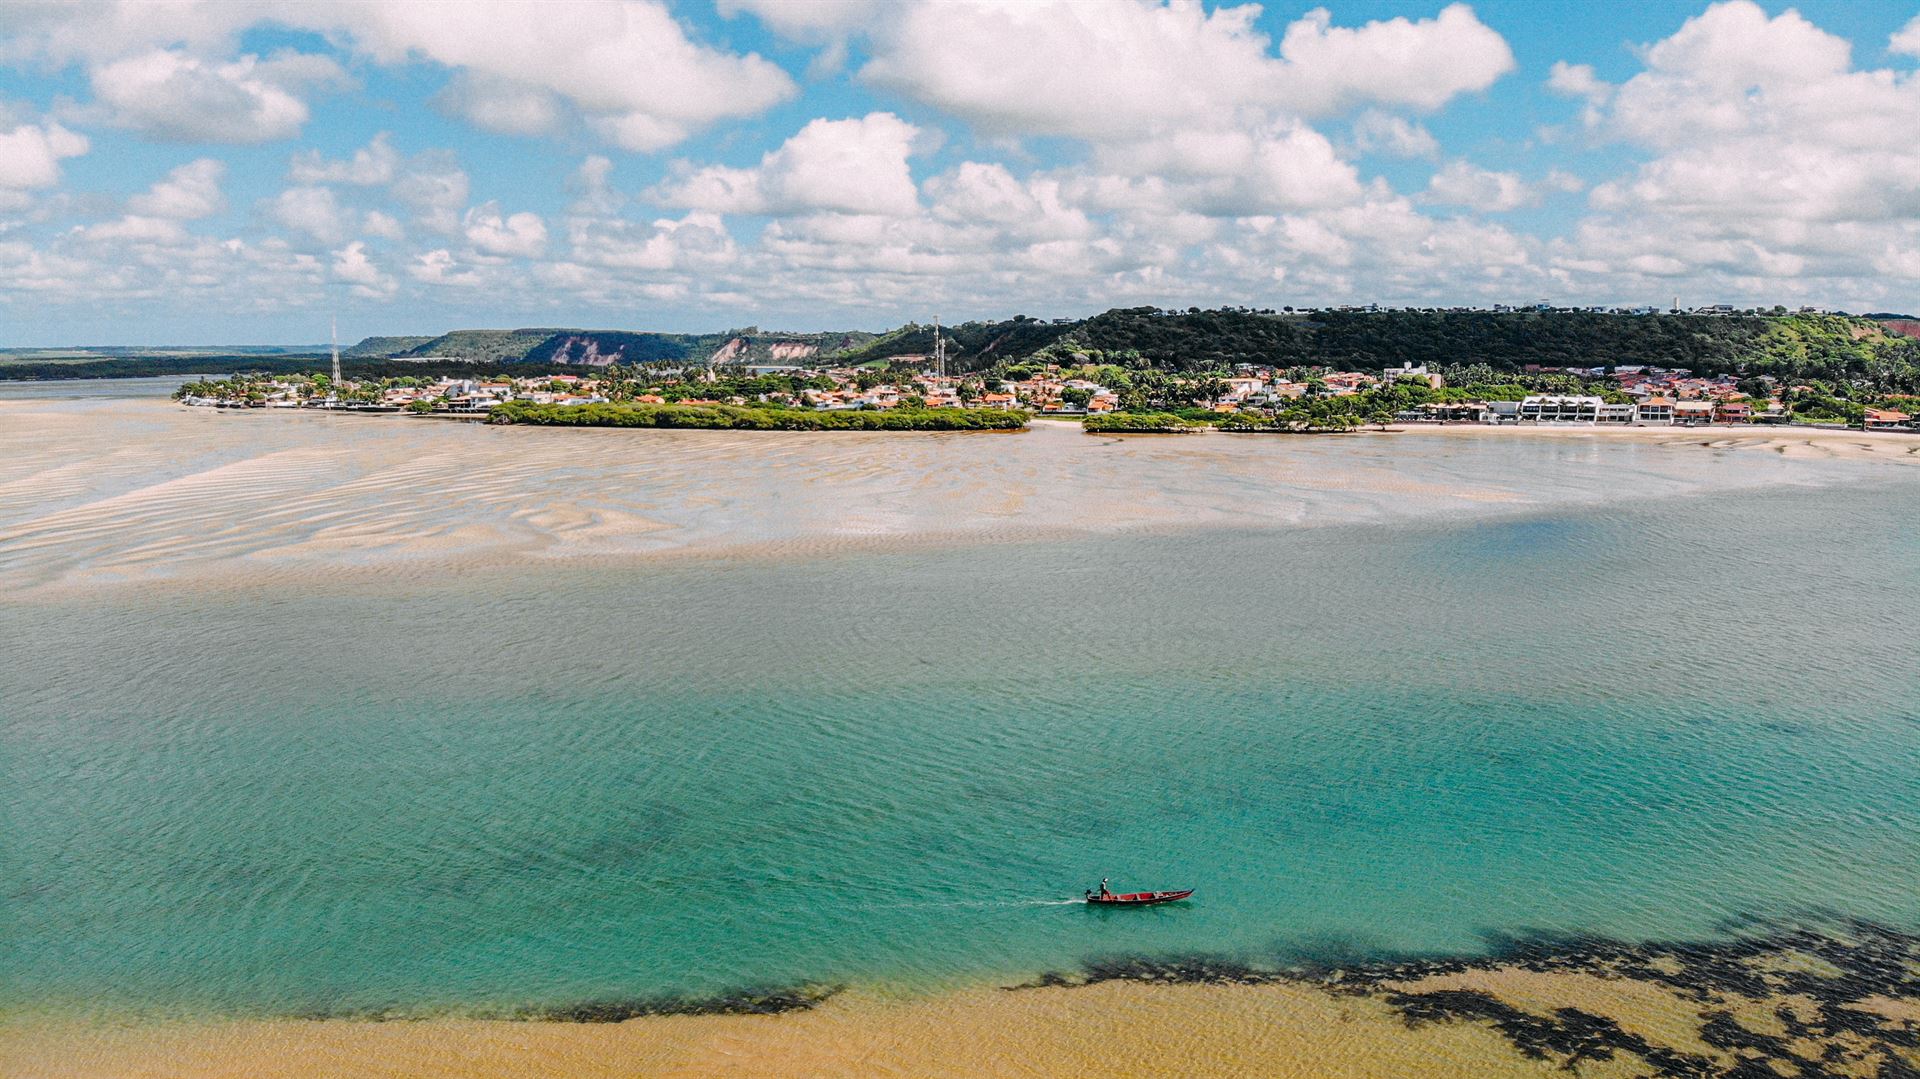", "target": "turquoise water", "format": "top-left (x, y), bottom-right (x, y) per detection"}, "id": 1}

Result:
top-left (6, 478), bottom-right (1920, 1018)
